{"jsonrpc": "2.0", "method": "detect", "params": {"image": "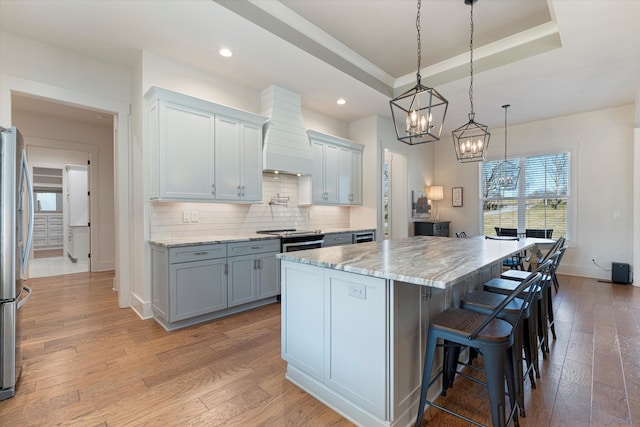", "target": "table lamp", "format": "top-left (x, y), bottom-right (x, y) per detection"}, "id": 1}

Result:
top-left (428, 185), bottom-right (444, 221)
